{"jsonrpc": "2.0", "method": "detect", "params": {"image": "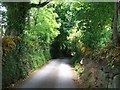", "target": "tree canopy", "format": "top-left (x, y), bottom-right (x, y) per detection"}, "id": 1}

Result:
top-left (1, 1), bottom-right (120, 88)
